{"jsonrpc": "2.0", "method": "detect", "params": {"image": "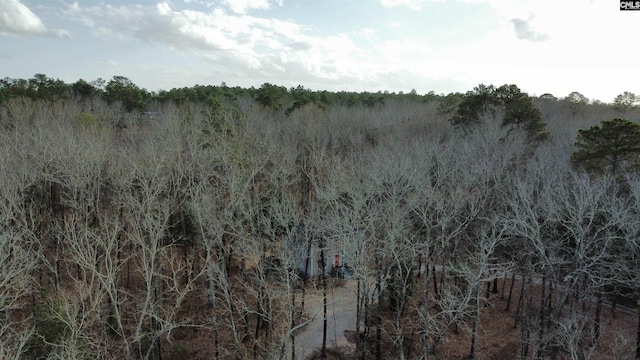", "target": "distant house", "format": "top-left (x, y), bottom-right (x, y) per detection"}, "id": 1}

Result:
top-left (141, 111), bottom-right (160, 122)
top-left (295, 229), bottom-right (354, 279)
